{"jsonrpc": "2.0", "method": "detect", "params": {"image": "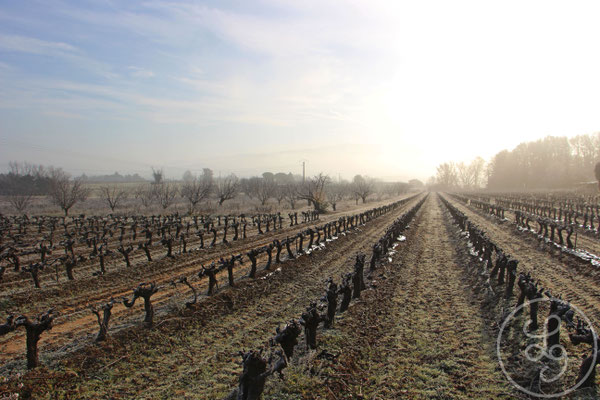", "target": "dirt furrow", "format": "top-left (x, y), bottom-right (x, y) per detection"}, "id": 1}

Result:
top-left (0, 195), bottom-right (424, 378)
top-left (309, 193), bottom-right (512, 399)
top-left (74, 197), bottom-right (422, 399)
top-left (445, 195), bottom-right (600, 328)
top-left (1, 196), bottom-right (413, 311)
top-left (1, 197), bottom-right (406, 291)
top-left (499, 208), bottom-right (600, 265)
